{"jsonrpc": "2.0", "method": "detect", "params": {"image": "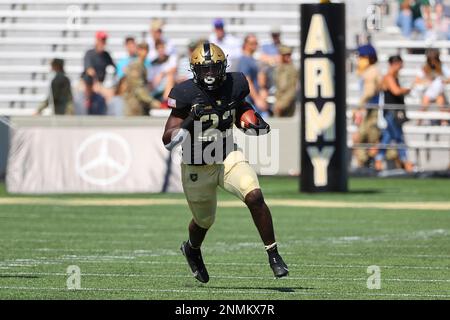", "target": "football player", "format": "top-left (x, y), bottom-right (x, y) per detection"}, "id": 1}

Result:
top-left (162, 42), bottom-right (288, 283)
